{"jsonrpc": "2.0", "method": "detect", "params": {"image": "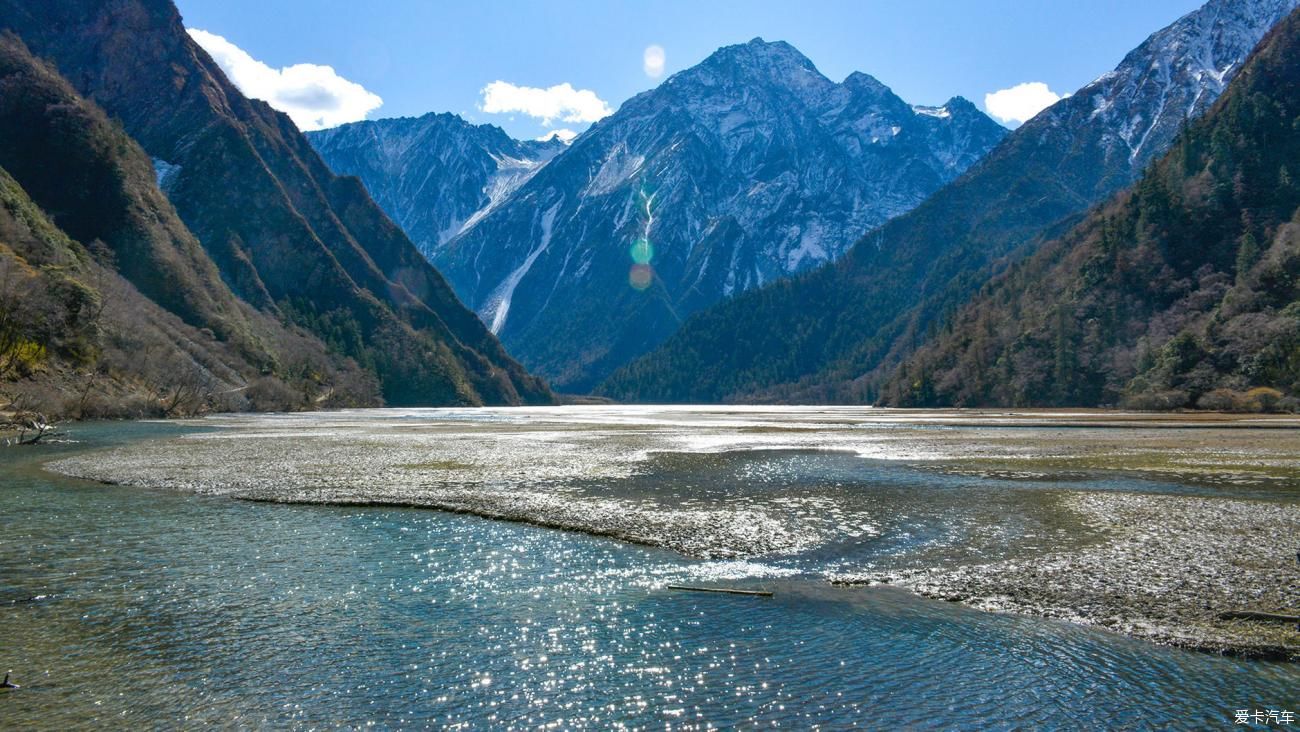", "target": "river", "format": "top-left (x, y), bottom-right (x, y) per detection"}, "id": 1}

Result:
top-left (2, 408), bottom-right (1297, 728)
